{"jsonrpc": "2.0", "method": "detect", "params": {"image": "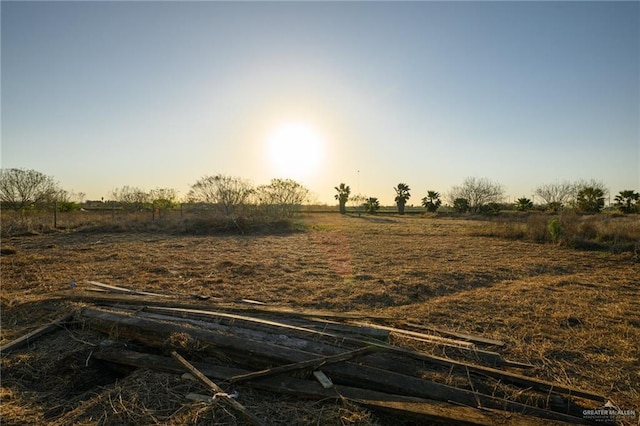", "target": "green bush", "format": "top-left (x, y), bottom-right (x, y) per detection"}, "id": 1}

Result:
top-left (453, 198), bottom-right (469, 213)
top-left (547, 216), bottom-right (563, 243)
